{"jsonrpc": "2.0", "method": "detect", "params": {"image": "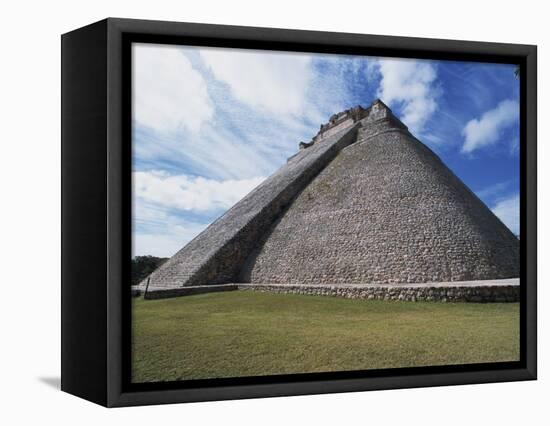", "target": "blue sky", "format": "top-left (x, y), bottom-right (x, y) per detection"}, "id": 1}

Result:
top-left (132, 43), bottom-right (520, 257)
